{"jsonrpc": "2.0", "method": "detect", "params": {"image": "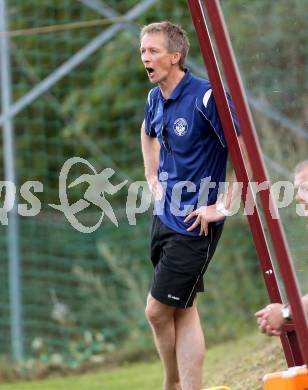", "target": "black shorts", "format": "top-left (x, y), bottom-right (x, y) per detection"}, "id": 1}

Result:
top-left (150, 216), bottom-right (223, 308)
